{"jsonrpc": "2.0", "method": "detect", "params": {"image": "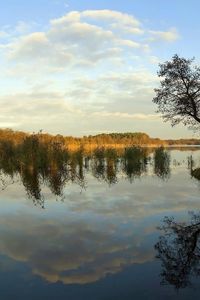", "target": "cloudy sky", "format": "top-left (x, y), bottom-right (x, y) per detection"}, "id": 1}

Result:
top-left (0, 0), bottom-right (199, 138)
